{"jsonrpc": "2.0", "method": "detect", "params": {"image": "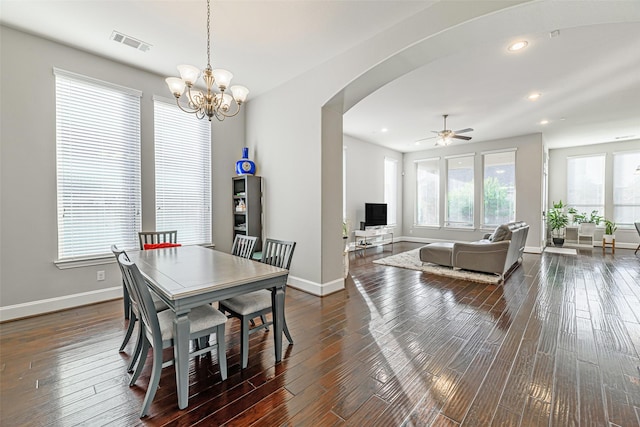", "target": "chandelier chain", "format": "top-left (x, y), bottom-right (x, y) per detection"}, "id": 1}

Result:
top-left (165, 0), bottom-right (248, 121)
top-left (206, 0), bottom-right (211, 68)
